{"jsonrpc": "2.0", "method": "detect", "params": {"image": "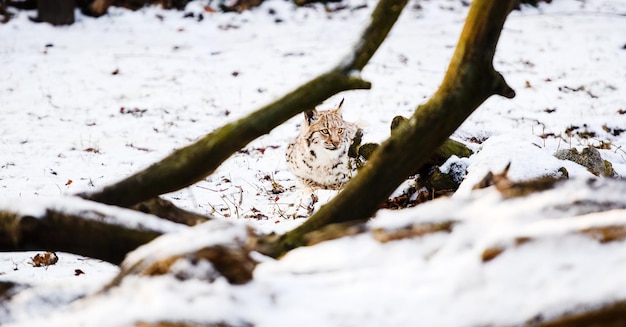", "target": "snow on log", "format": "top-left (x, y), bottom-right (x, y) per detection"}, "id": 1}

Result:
top-left (0, 196), bottom-right (187, 264)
